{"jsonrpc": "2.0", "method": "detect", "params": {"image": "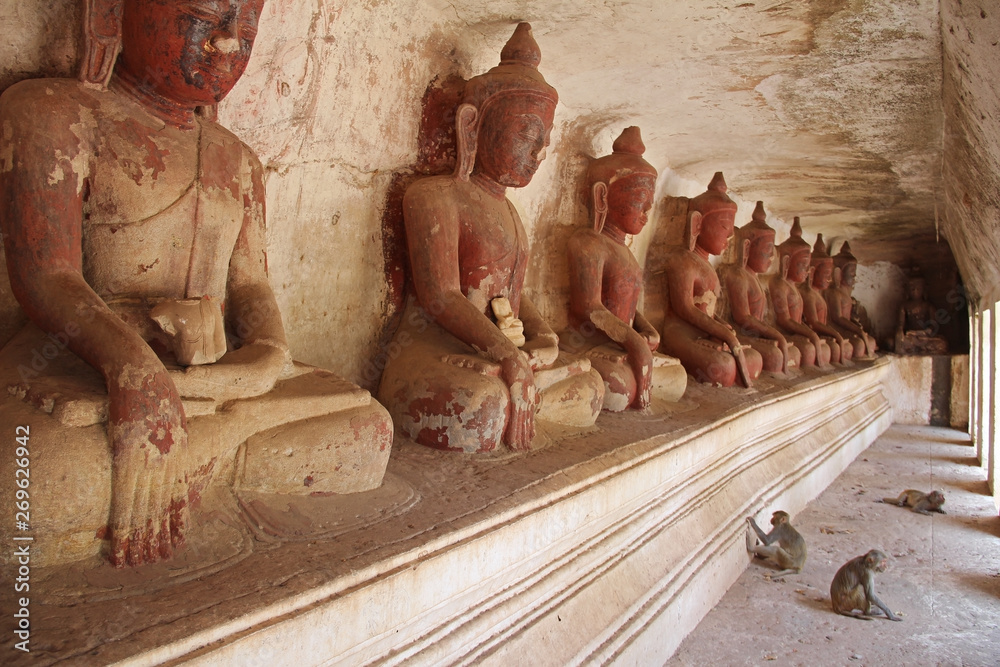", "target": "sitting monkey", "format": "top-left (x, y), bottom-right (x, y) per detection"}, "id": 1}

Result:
top-left (830, 549), bottom-right (902, 621)
top-left (746, 510), bottom-right (807, 578)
